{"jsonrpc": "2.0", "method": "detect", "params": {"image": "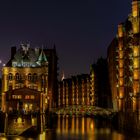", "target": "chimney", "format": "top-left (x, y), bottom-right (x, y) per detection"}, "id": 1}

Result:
top-left (11, 46), bottom-right (16, 59)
